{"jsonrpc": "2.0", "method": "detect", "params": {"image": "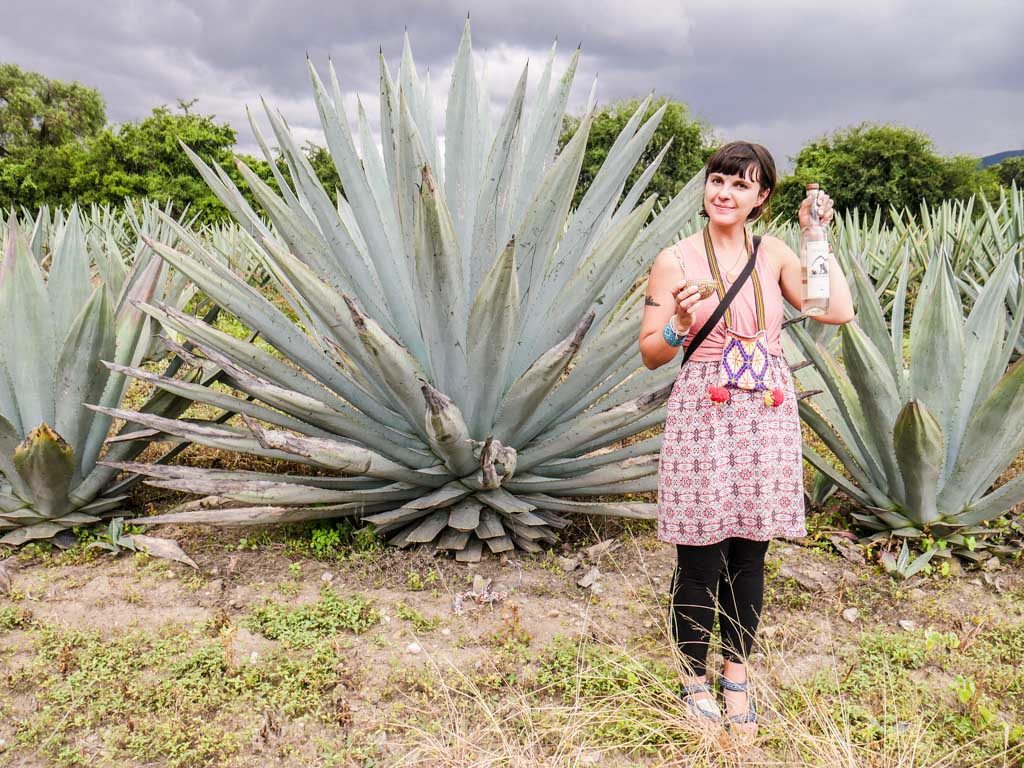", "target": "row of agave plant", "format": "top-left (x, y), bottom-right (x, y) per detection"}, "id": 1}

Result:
top-left (0, 23), bottom-right (1021, 563)
top-left (0, 202), bottom-right (264, 546)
